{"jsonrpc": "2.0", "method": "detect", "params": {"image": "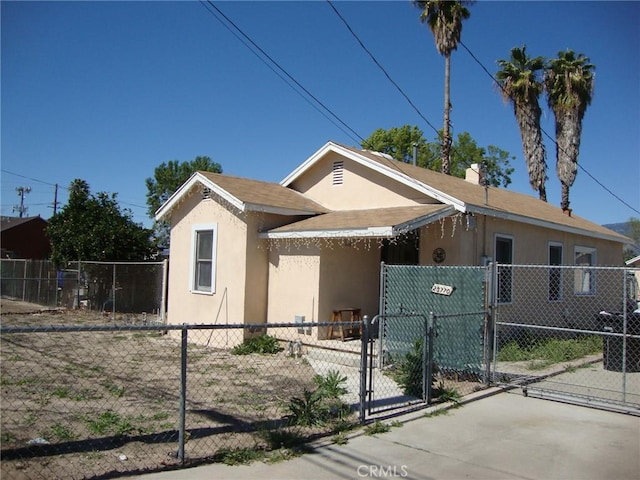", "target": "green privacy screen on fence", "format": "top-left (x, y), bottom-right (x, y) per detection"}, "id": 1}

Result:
top-left (381, 264), bottom-right (488, 374)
